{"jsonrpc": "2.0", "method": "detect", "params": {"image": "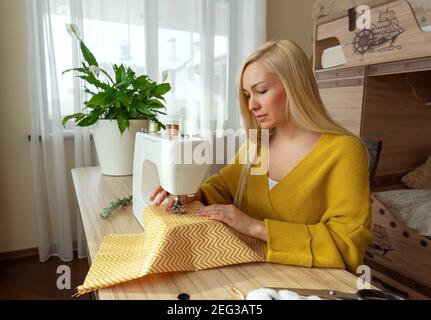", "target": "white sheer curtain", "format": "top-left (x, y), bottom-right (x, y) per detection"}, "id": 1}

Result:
top-left (26, 0), bottom-right (266, 262)
top-left (26, 0), bottom-right (88, 262)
